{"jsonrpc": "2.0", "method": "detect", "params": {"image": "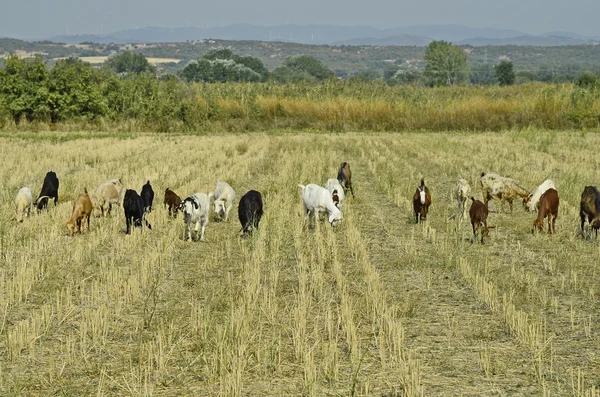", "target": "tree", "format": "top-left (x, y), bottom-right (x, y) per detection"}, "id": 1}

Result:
top-left (180, 48), bottom-right (268, 83)
top-left (0, 55), bottom-right (50, 122)
top-left (272, 55), bottom-right (335, 83)
top-left (494, 60), bottom-right (515, 86)
top-left (104, 51), bottom-right (156, 75)
top-left (423, 41), bottom-right (469, 86)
